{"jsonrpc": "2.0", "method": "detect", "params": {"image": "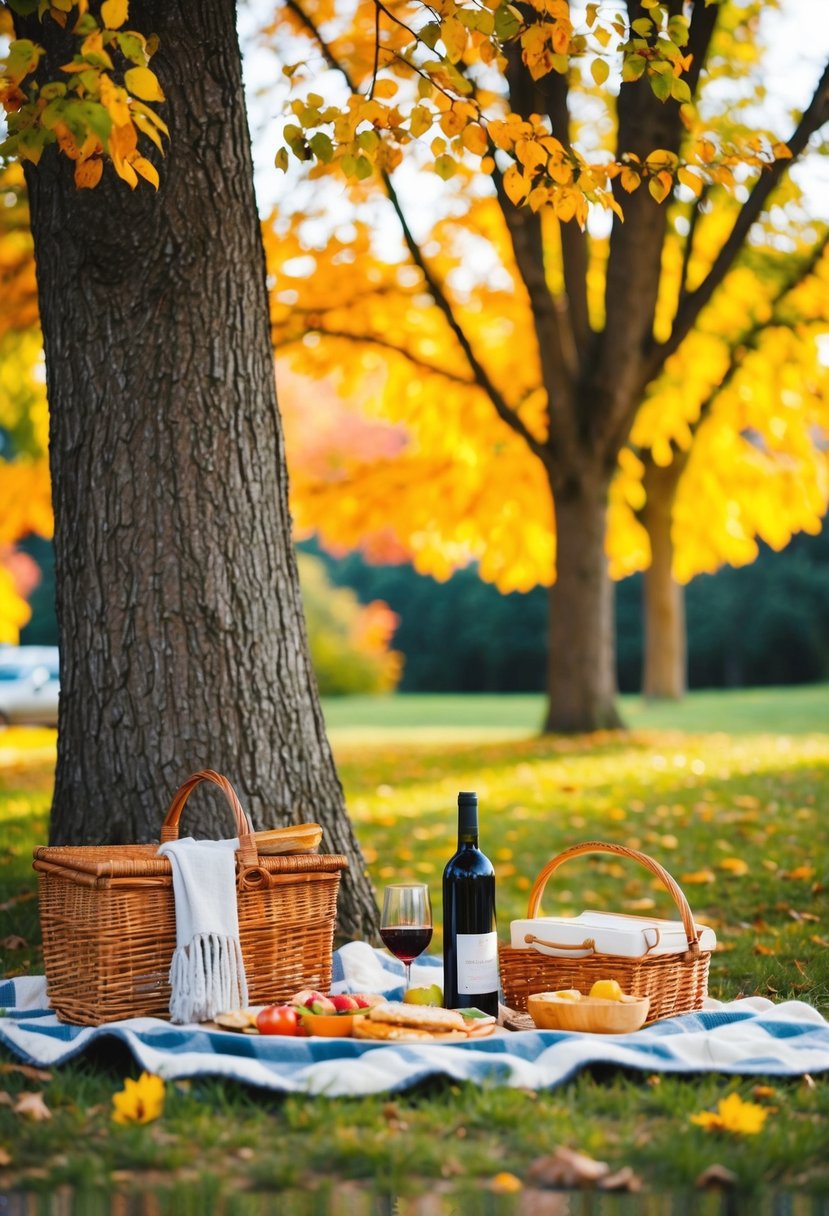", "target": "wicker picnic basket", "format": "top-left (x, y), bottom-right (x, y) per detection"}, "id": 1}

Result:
top-left (500, 841), bottom-right (712, 1024)
top-left (33, 770), bottom-right (348, 1026)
